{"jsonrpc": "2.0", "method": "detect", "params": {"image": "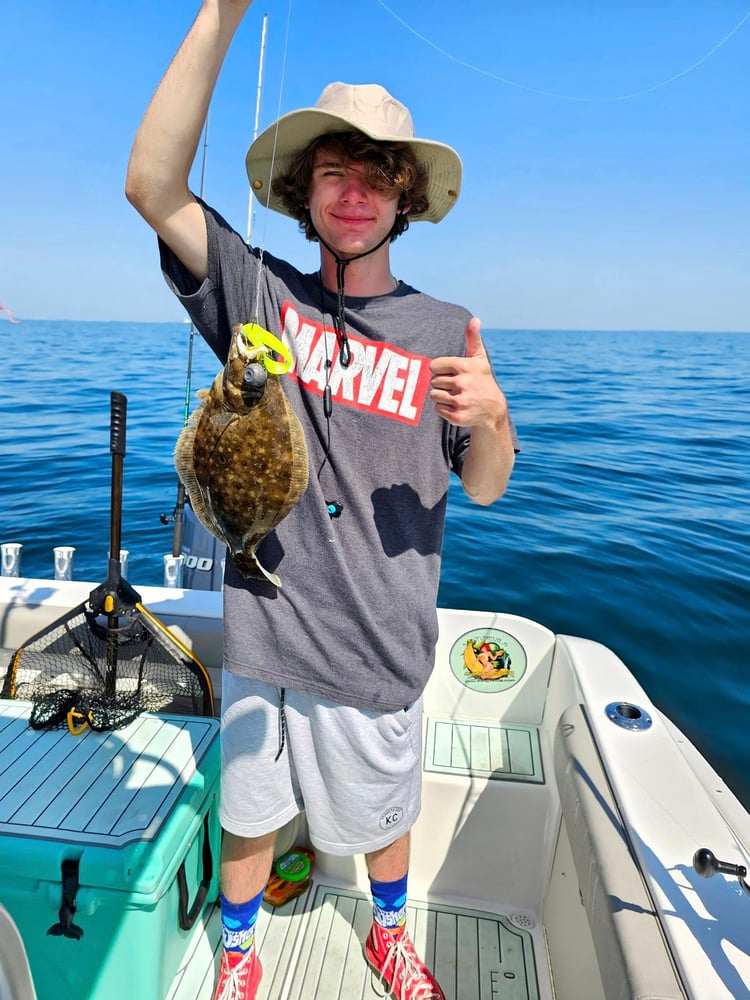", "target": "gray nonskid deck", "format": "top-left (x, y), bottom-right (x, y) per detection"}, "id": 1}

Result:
top-left (170, 885), bottom-right (540, 1000)
top-left (0, 700), bottom-right (219, 846)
